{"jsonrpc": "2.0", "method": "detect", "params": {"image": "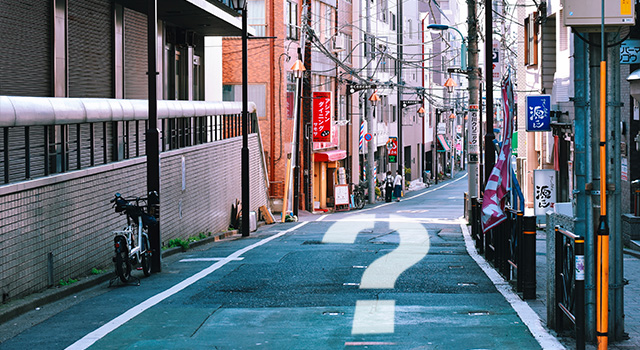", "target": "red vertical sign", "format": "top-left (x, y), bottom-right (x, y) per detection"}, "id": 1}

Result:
top-left (286, 91), bottom-right (295, 119)
top-left (312, 91), bottom-right (332, 143)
